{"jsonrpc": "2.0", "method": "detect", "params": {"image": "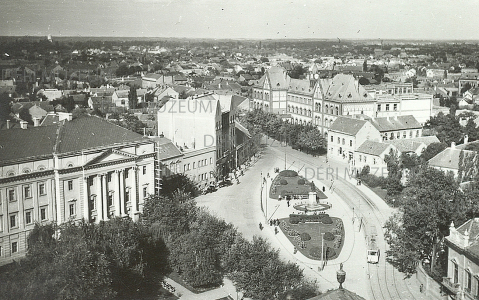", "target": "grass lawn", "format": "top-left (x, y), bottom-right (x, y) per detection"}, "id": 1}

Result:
top-left (278, 217), bottom-right (344, 260)
top-left (269, 173), bottom-right (327, 200)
